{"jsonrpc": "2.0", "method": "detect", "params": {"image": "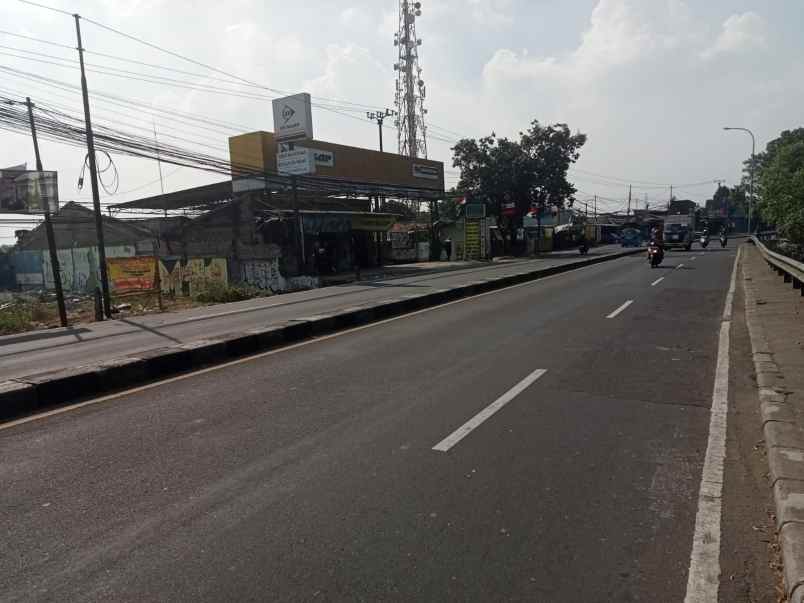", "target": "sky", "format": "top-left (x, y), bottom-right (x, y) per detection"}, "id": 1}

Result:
top-left (1, 0), bottom-right (803, 242)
